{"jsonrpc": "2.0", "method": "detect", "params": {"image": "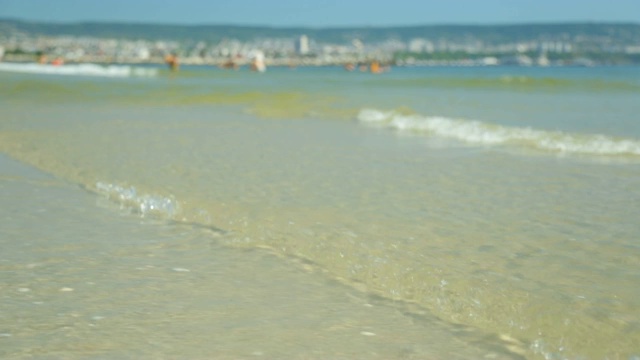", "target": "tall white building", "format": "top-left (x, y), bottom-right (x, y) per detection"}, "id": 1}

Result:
top-left (295, 35), bottom-right (309, 55)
